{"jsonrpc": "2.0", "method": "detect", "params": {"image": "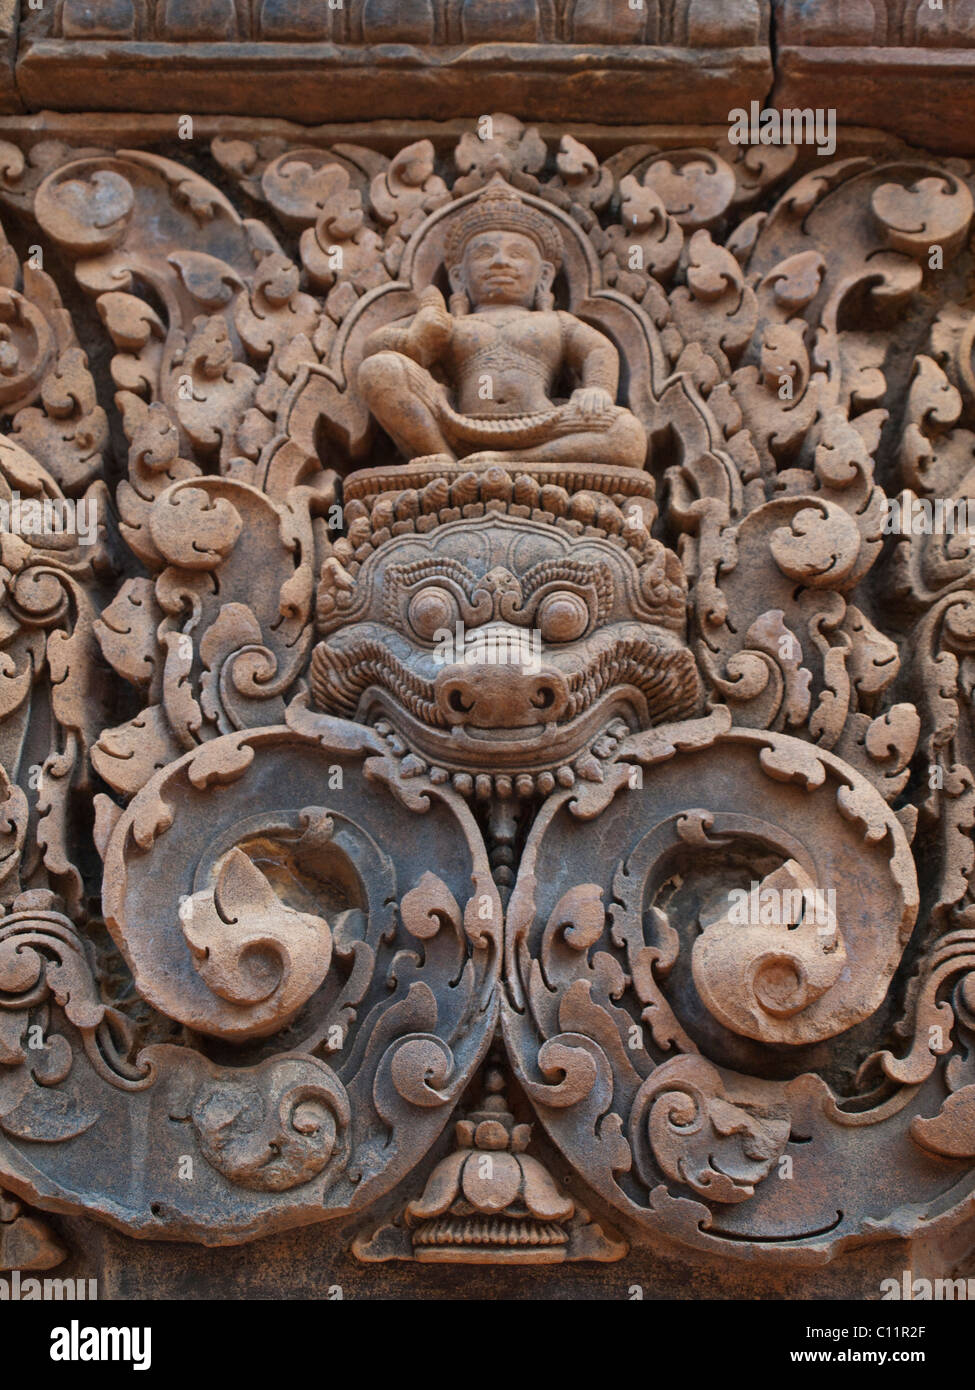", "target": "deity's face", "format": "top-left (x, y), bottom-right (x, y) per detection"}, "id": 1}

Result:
top-left (456, 230), bottom-right (550, 309)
